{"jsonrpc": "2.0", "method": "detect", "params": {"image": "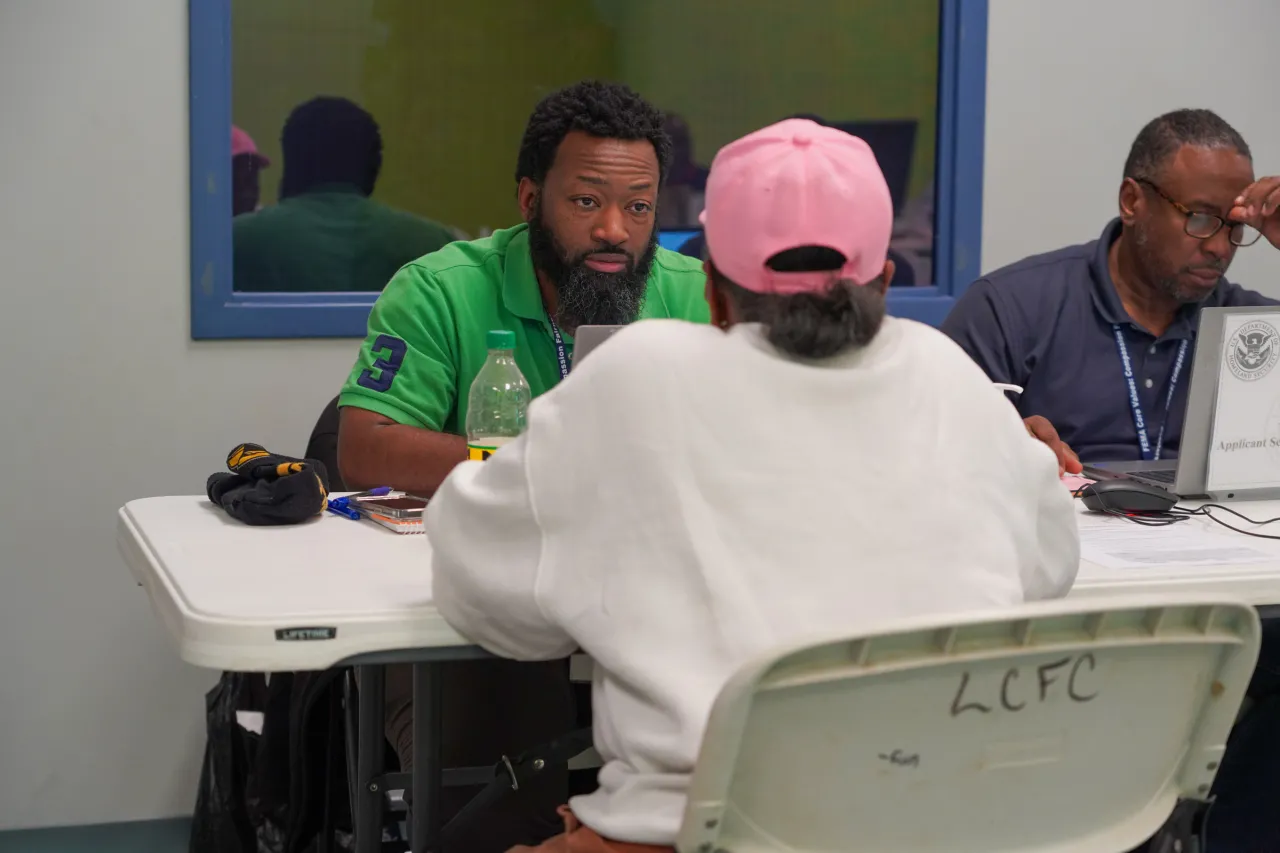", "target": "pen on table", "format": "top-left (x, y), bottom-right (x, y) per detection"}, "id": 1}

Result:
top-left (326, 486), bottom-right (394, 520)
top-left (326, 496), bottom-right (360, 520)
